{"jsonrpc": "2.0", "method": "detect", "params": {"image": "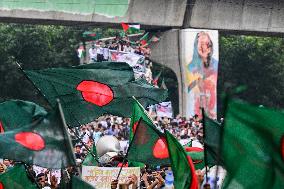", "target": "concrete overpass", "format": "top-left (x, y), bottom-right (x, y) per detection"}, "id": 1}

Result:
top-left (0, 0), bottom-right (283, 34)
top-left (1, 0), bottom-right (283, 115)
